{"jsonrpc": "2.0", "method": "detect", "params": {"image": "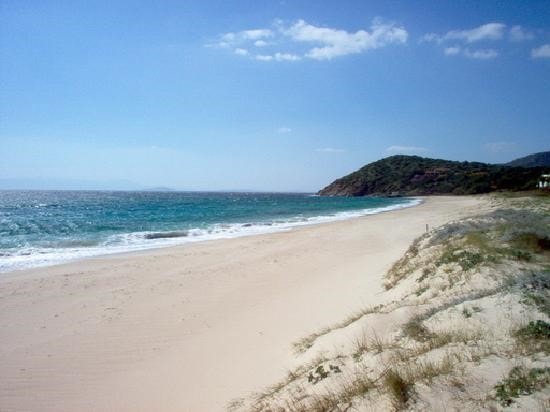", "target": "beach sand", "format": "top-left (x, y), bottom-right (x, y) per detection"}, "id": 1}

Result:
top-left (0, 196), bottom-right (489, 412)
